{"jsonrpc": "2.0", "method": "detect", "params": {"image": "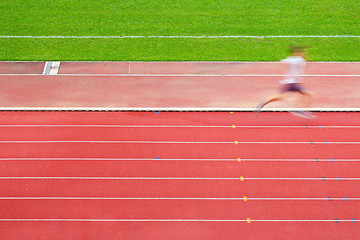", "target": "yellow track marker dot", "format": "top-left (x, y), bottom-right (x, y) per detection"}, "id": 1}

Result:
top-left (247, 218), bottom-right (251, 223)
top-left (237, 158), bottom-right (242, 162)
top-left (235, 141), bottom-right (238, 145)
top-left (232, 125), bottom-right (236, 129)
top-left (240, 176), bottom-right (244, 181)
top-left (243, 196), bottom-right (247, 201)
top-left (230, 112), bottom-right (234, 114)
